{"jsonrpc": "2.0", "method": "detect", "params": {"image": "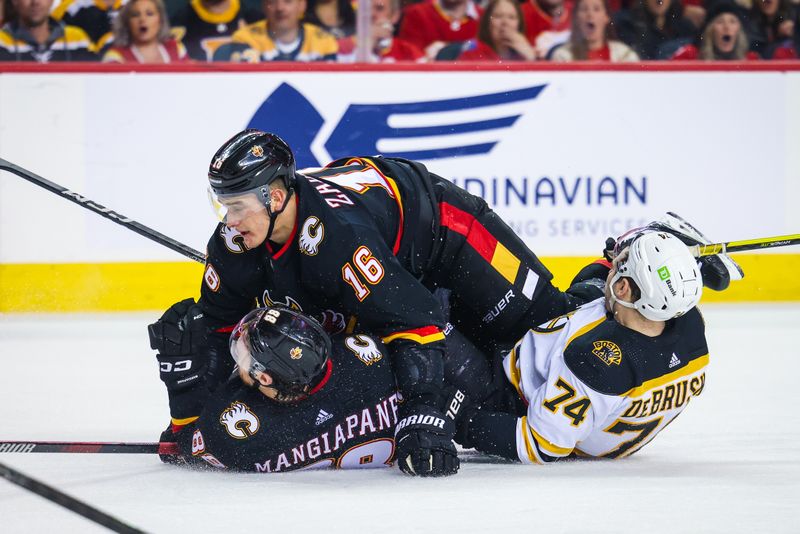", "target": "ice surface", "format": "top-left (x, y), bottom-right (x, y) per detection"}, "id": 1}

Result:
top-left (1, 305), bottom-right (799, 533)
